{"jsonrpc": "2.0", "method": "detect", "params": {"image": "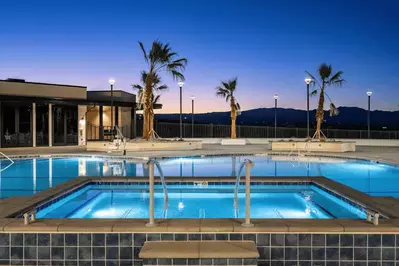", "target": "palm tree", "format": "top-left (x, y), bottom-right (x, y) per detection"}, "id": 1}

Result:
top-left (216, 78), bottom-right (241, 139)
top-left (306, 63), bottom-right (345, 140)
top-left (138, 41), bottom-right (187, 140)
top-left (132, 71), bottom-right (168, 133)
